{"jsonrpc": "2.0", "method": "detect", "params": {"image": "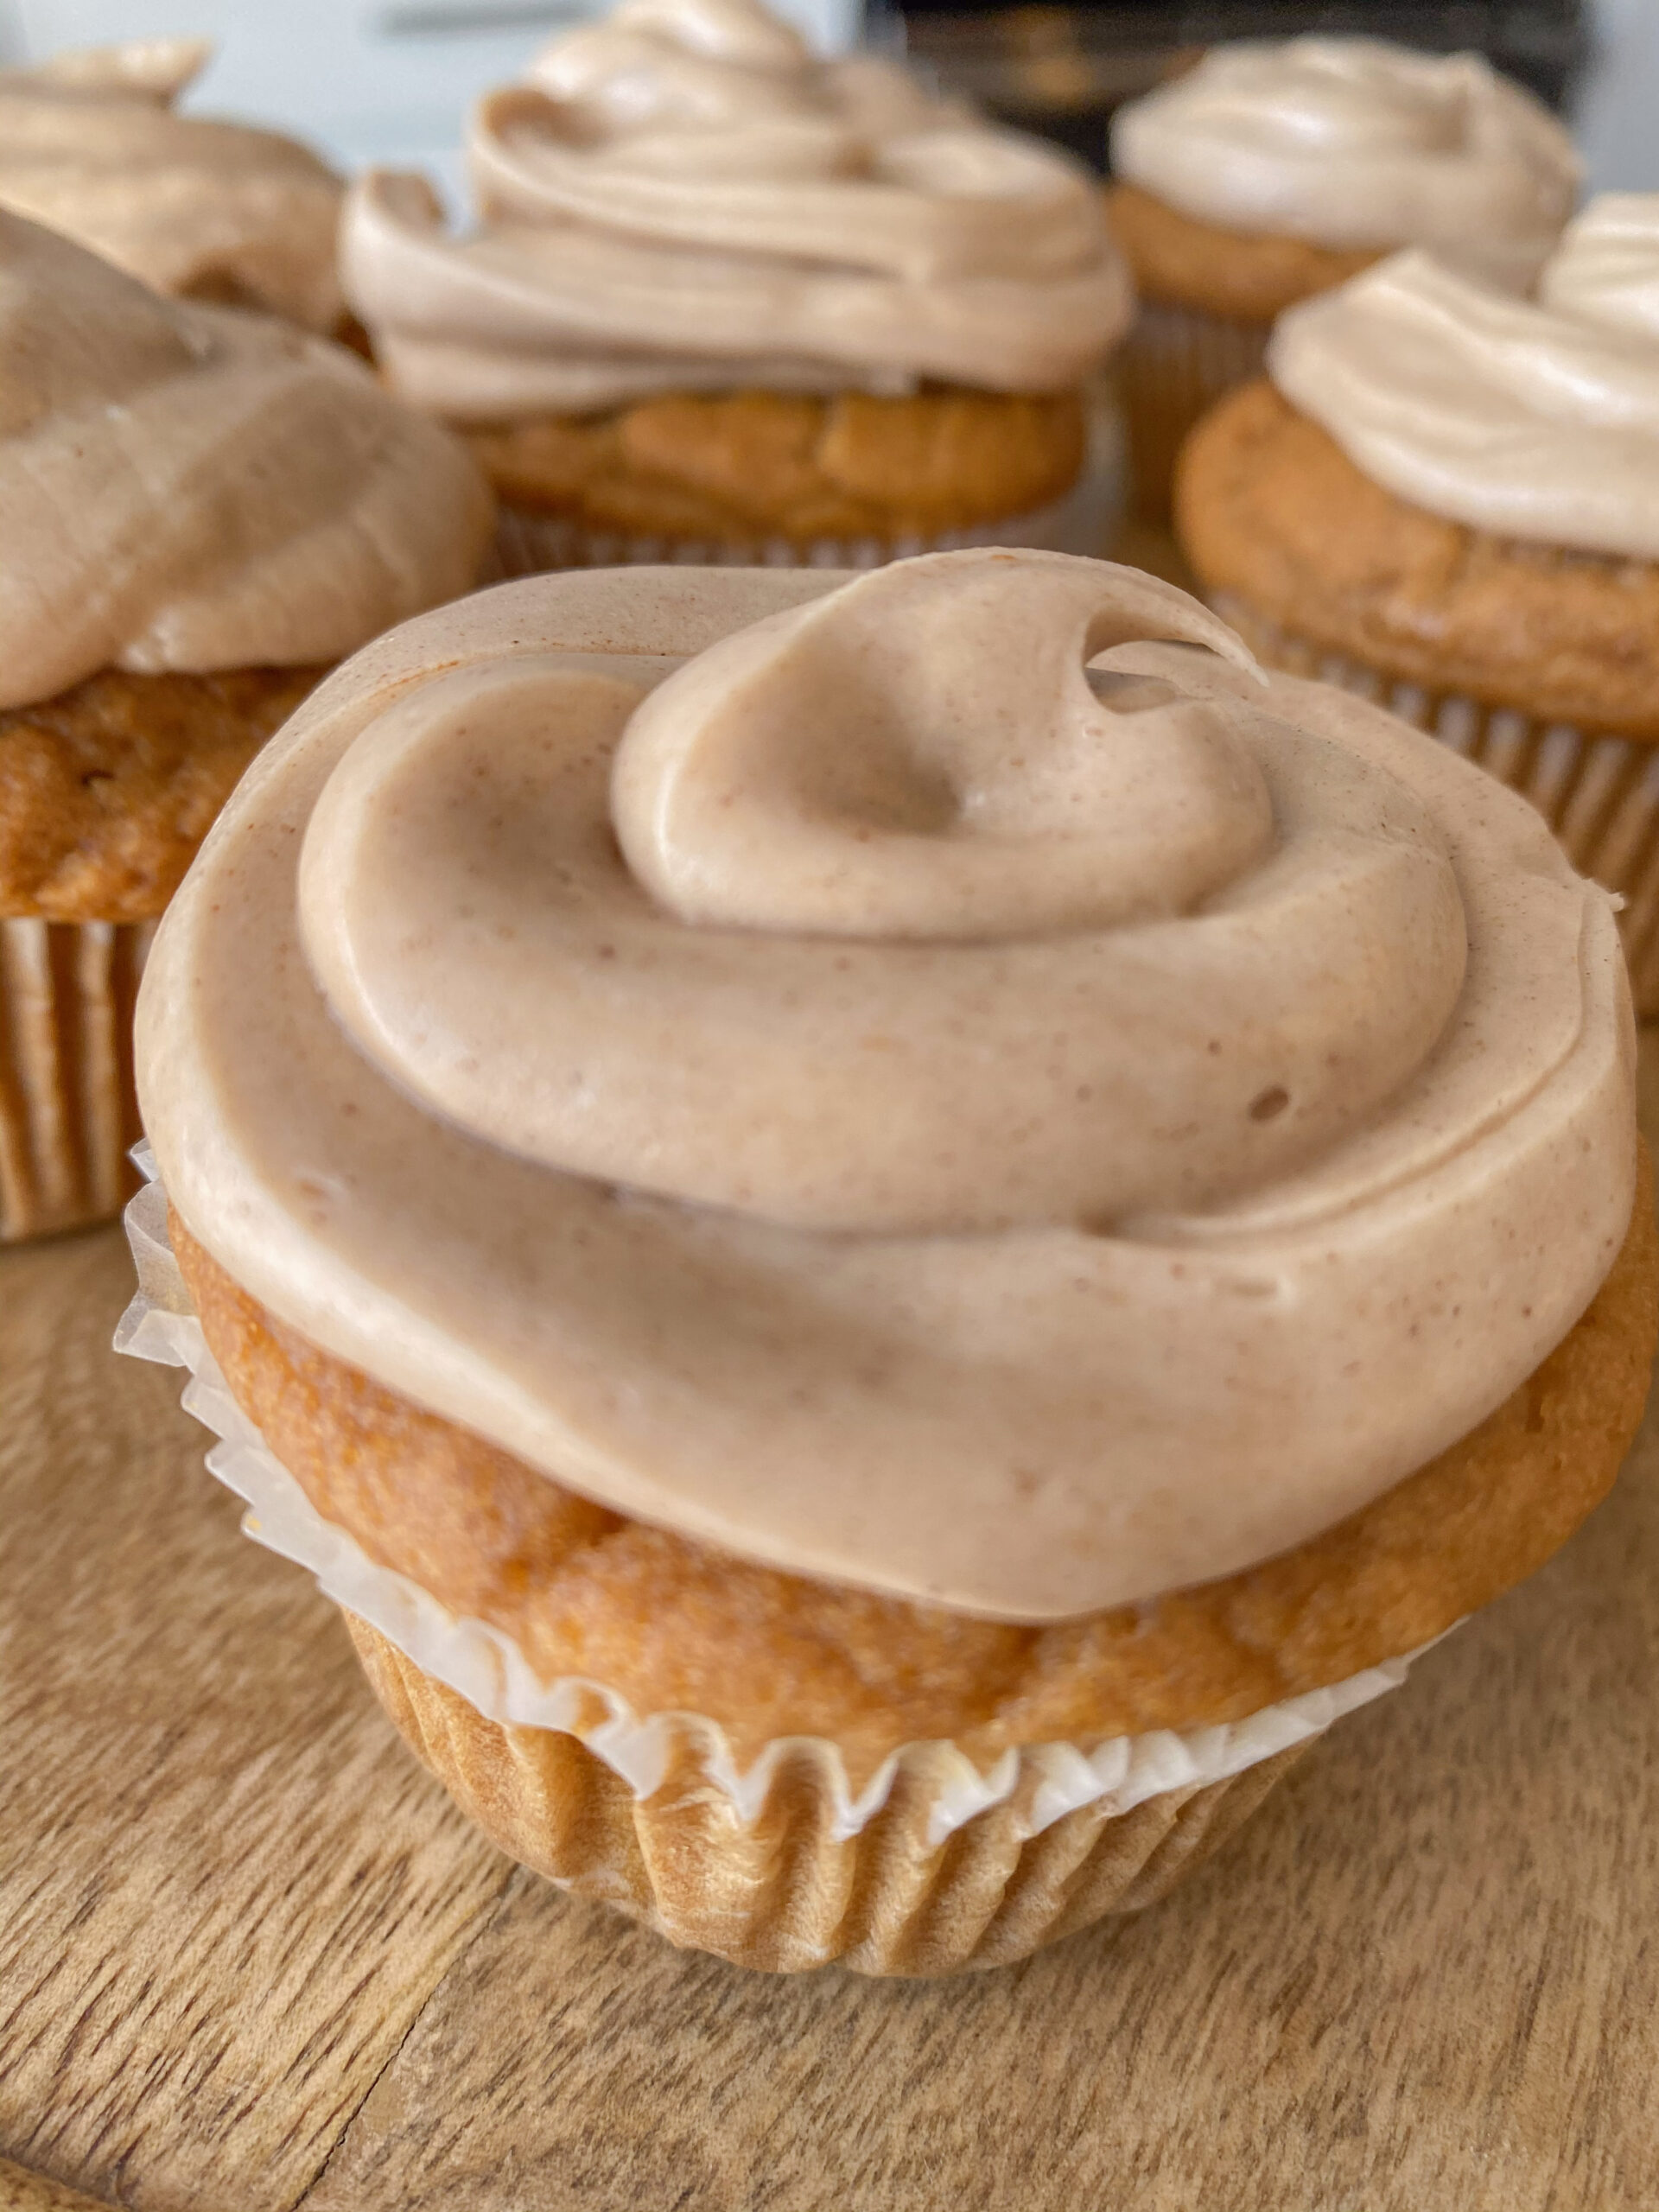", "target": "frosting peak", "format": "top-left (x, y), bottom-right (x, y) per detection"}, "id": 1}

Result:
top-left (342, 0), bottom-right (1129, 417)
top-left (609, 558), bottom-right (1272, 943)
top-left (588, 0), bottom-right (810, 67)
top-left (1270, 198), bottom-right (1659, 562)
top-left (530, 0), bottom-right (812, 113)
top-left (7, 36), bottom-right (213, 99)
top-left (1112, 36), bottom-right (1578, 283)
top-left (0, 39), bottom-right (345, 332)
top-left (0, 212), bottom-right (494, 709)
top-left (138, 556), bottom-right (1633, 1619)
